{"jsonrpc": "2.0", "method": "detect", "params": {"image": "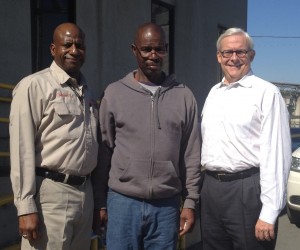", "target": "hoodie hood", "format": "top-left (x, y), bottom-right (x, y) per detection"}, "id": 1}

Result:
top-left (118, 70), bottom-right (184, 129)
top-left (119, 70), bottom-right (182, 94)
